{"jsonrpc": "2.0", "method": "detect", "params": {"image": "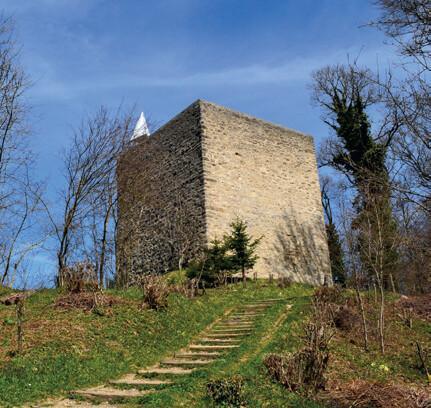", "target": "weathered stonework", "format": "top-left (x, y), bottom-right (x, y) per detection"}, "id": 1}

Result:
top-left (117, 100), bottom-right (331, 285)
